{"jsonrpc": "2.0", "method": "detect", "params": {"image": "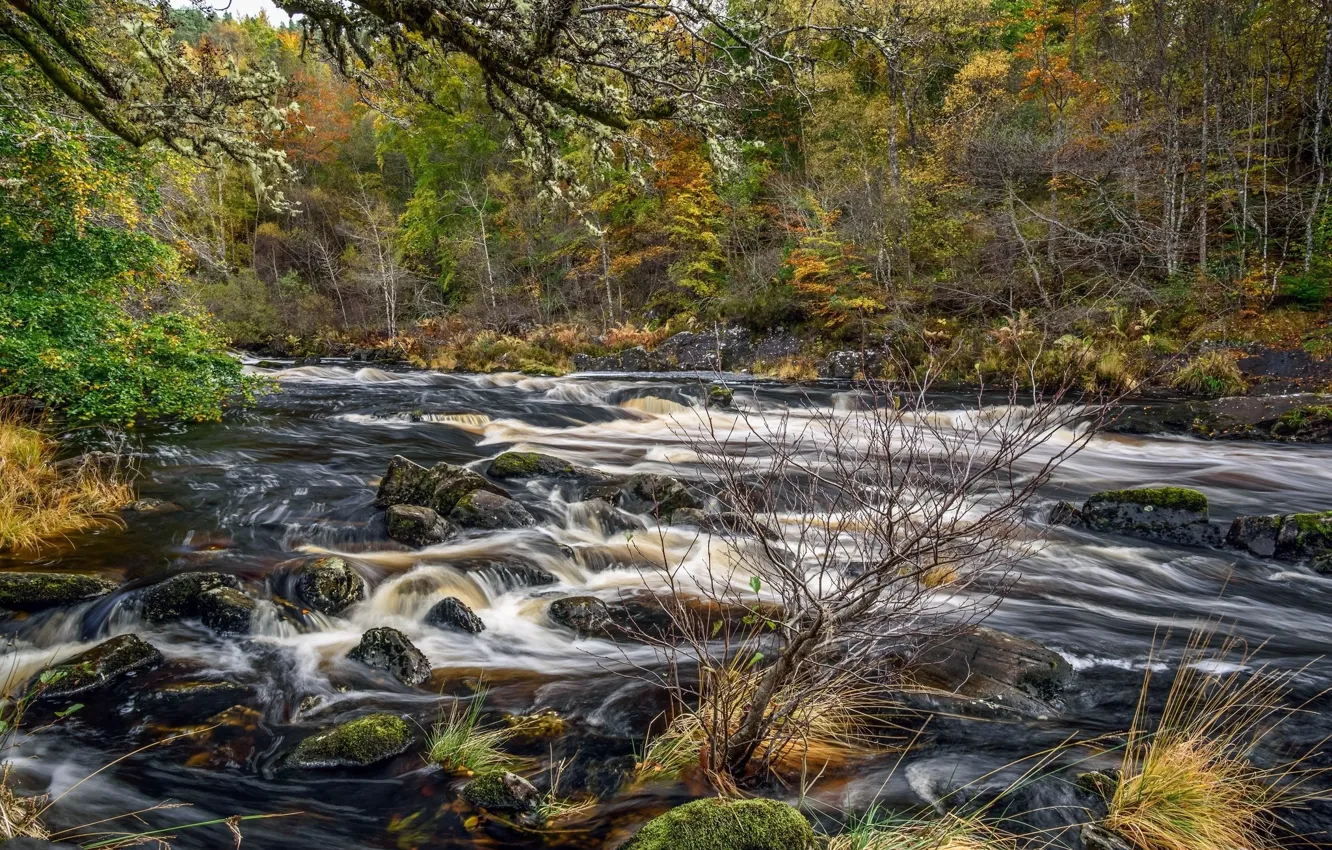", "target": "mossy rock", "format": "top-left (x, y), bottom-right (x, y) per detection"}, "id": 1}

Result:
top-left (1269, 405), bottom-right (1332, 441)
top-left (590, 472), bottom-right (701, 517)
top-left (1276, 511), bottom-right (1332, 560)
top-left (347, 626), bottom-right (431, 686)
top-left (386, 504), bottom-right (455, 547)
top-left (449, 489), bottom-right (536, 530)
top-left (1082, 487), bottom-right (1219, 547)
top-left (288, 713), bottom-right (411, 768)
top-left (375, 455), bottom-right (508, 515)
top-left (548, 596), bottom-right (613, 636)
top-left (707, 385), bottom-right (735, 408)
top-left (33, 635), bottom-right (163, 700)
top-left (271, 555), bottom-right (365, 616)
top-left (623, 797), bottom-right (816, 850)
top-left (461, 771), bottom-right (540, 814)
top-left (487, 451), bottom-right (576, 479)
top-left (198, 586), bottom-right (255, 634)
top-left (141, 571), bottom-right (240, 623)
top-left (0, 572), bottom-right (118, 612)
